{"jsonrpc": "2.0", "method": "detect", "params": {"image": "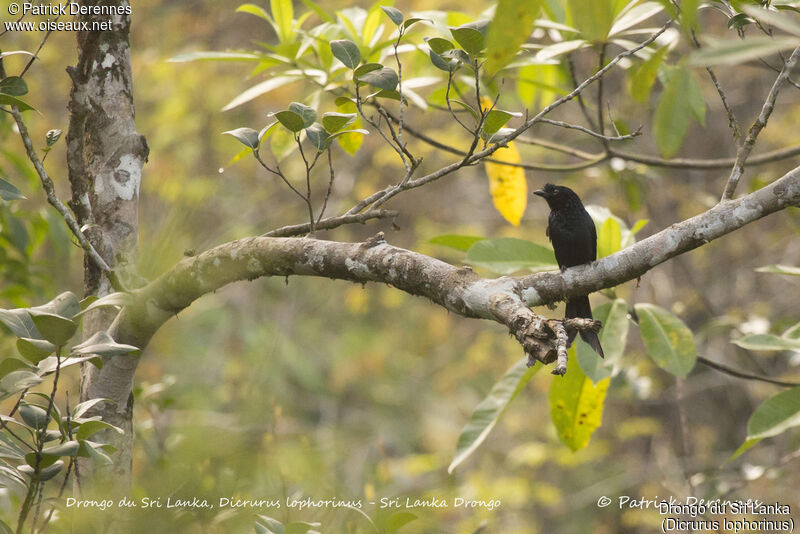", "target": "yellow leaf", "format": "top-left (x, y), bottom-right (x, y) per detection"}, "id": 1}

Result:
top-left (549, 350), bottom-right (609, 451)
top-left (485, 141), bottom-right (527, 226)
